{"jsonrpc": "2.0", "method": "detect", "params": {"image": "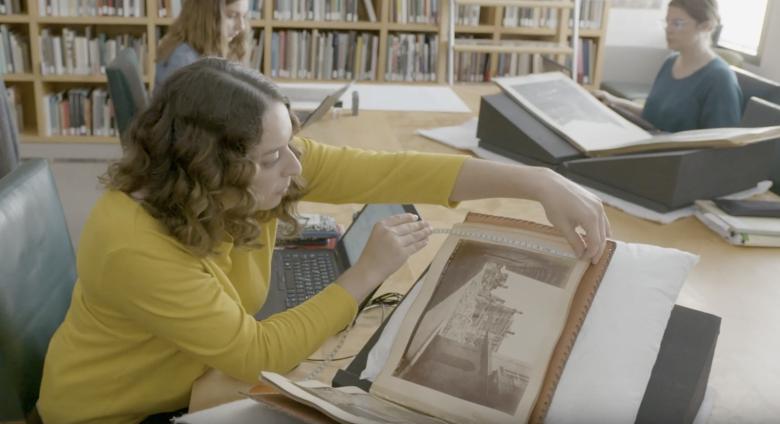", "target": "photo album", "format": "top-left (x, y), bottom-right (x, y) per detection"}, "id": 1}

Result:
top-left (252, 212), bottom-right (616, 424)
top-left (493, 72), bottom-right (780, 157)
